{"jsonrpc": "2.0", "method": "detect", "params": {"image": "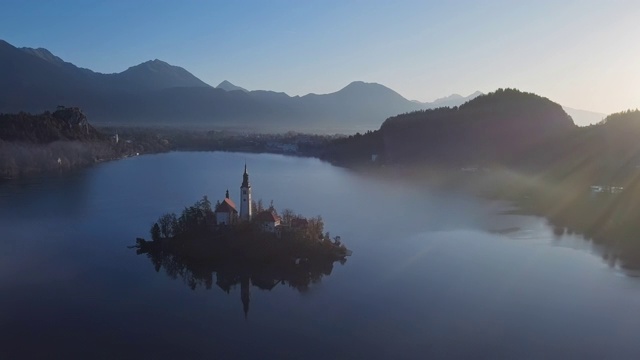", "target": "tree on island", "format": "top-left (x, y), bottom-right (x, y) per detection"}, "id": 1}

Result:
top-left (150, 223), bottom-right (161, 241)
top-left (145, 195), bottom-right (349, 262)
